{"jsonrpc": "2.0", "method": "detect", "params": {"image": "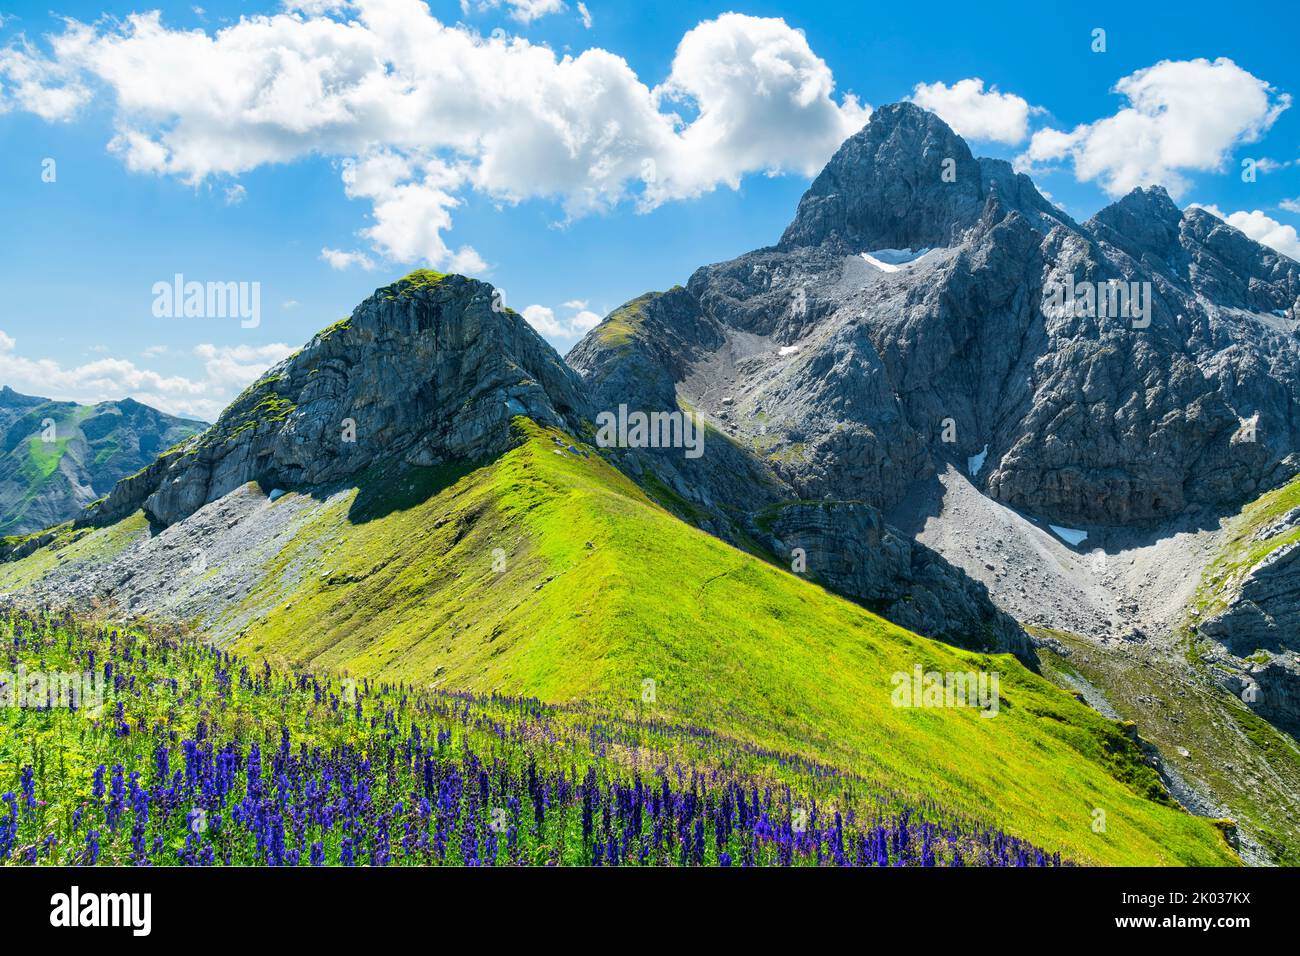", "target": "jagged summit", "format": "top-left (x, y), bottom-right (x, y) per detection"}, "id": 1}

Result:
top-left (1085, 185), bottom-right (1186, 264)
top-left (779, 102), bottom-right (1067, 253)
